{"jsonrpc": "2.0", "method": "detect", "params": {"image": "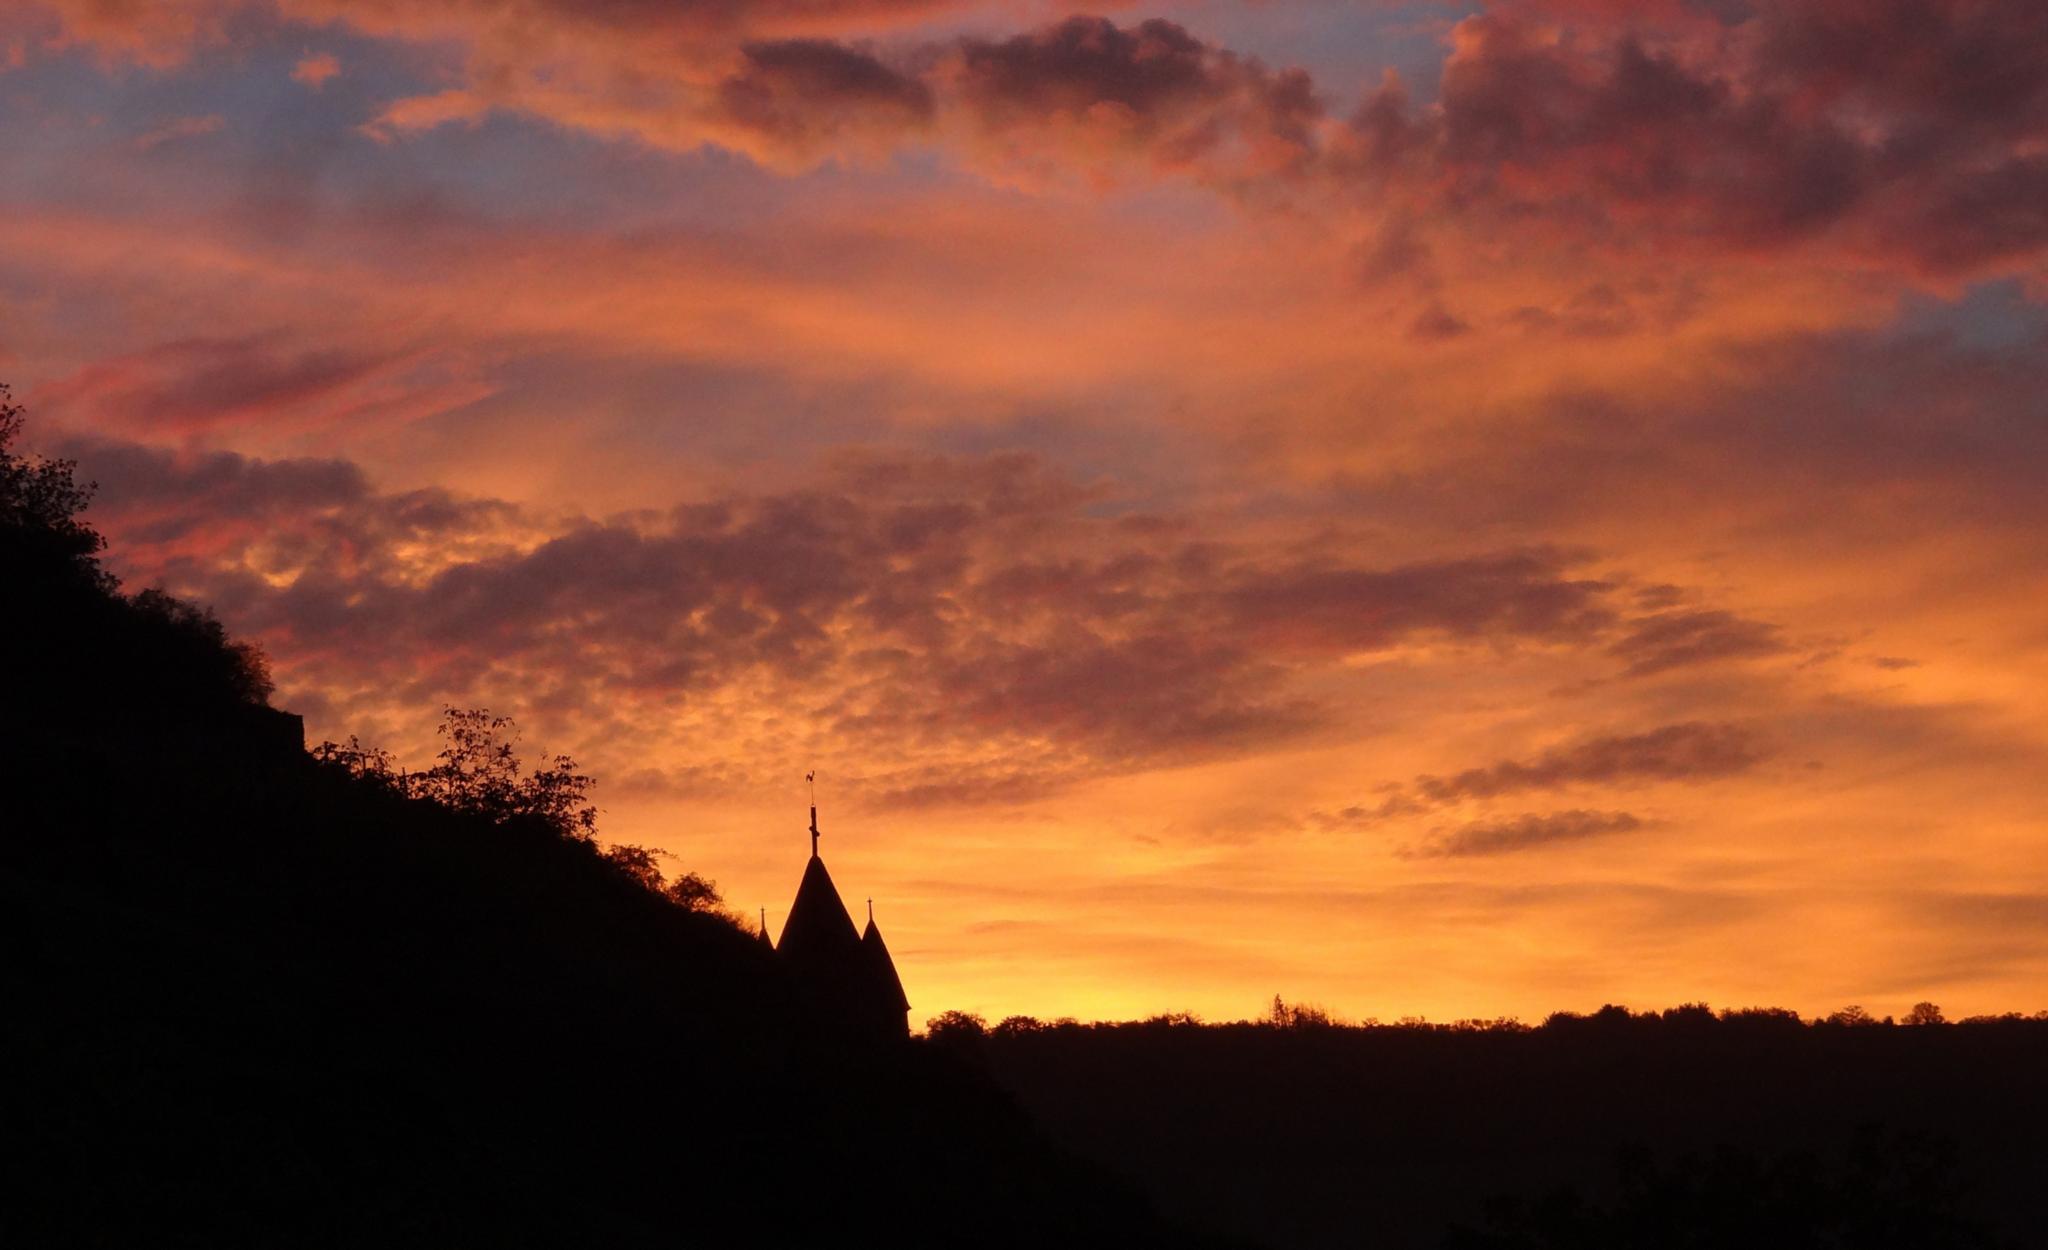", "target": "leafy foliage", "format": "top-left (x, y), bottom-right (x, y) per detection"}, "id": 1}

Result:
top-left (1267, 994), bottom-right (1336, 1029)
top-left (3, 387), bottom-right (272, 712)
top-left (418, 707), bottom-right (597, 839)
top-left (129, 587), bottom-right (275, 706)
top-left (315, 707), bottom-right (596, 841)
top-left (927, 1009), bottom-right (989, 1043)
top-left (665, 870), bottom-right (725, 913)
top-left (312, 713), bottom-right (751, 929)
top-left (1904, 1000), bottom-right (1948, 1027)
top-left (601, 841), bottom-right (667, 892)
top-left (0, 383), bottom-right (113, 593)
top-left (590, 842), bottom-right (734, 916)
top-left (308, 735), bottom-right (403, 789)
